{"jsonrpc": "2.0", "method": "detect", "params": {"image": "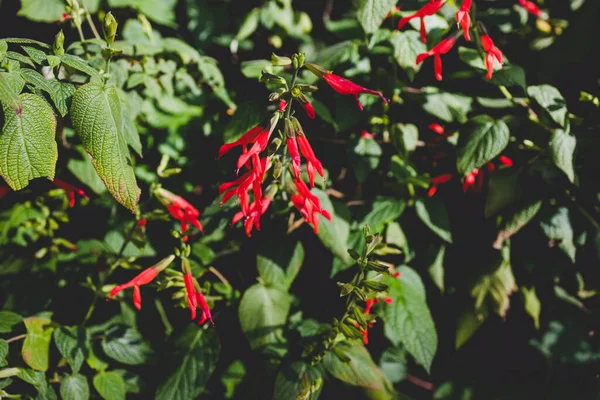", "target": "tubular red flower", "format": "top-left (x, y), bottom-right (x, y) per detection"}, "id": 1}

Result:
top-left (279, 100), bottom-right (287, 112)
top-left (481, 35), bottom-right (504, 79)
top-left (297, 135), bottom-right (324, 188)
top-left (398, 0), bottom-right (445, 43)
top-left (196, 291), bottom-right (214, 327)
top-left (303, 102), bottom-right (315, 119)
top-left (183, 273), bottom-right (197, 320)
top-left (322, 73), bottom-right (388, 111)
top-left (499, 155), bottom-right (514, 166)
top-left (156, 188), bottom-right (203, 235)
top-left (54, 178), bottom-right (89, 208)
top-left (416, 37), bottom-right (457, 81)
top-left (220, 157), bottom-right (269, 216)
top-left (517, 0), bottom-right (548, 20)
top-left (218, 125), bottom-right (264, 158)
top-left (291, 179), bottom-right (331, 233)
top-left (456, 0), bottom-right (472, 41)
top-left (287, 137), bottom-right (302, 179)
top-left (428, 123), bottom-right (445, 135)
top-left (463, 169), bottom-right (480, 192)
top-left (231, 197), bottom-right (272, 237)
top-left (428, 173), bottom-right (453, 197)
